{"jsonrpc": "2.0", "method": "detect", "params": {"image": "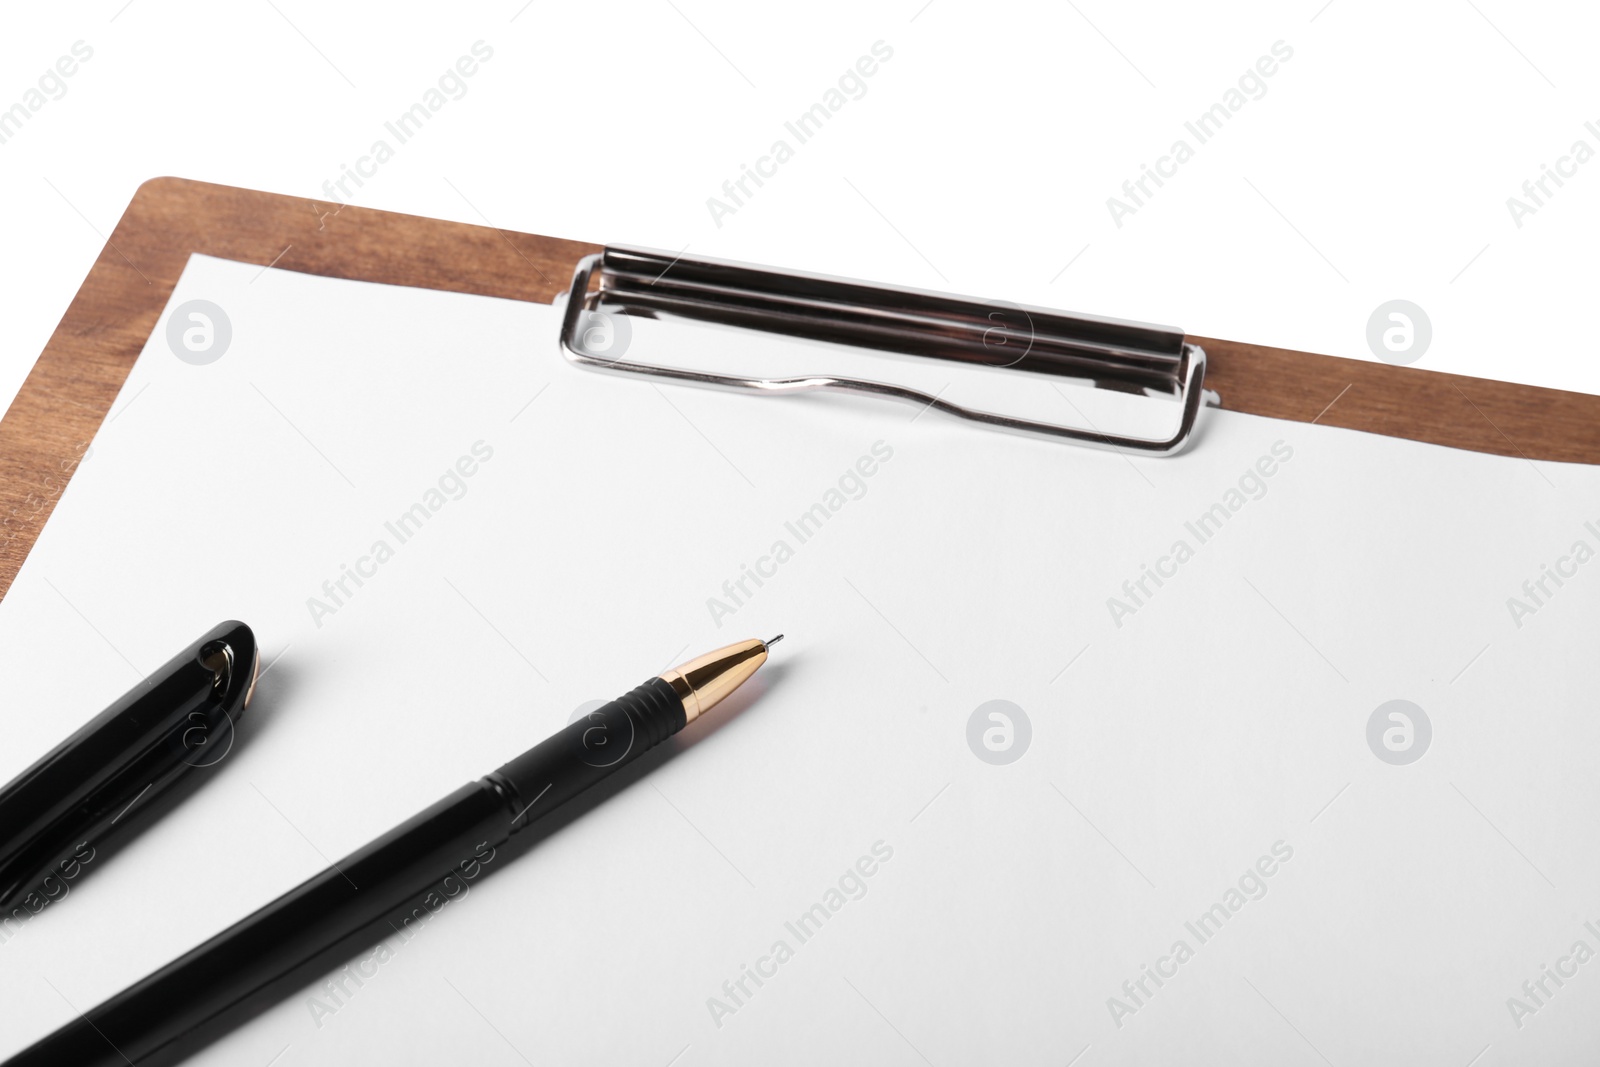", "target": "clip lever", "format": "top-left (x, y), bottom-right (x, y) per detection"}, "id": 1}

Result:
top-left (559, 245), bottom-right (1217, 456)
